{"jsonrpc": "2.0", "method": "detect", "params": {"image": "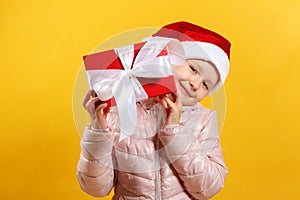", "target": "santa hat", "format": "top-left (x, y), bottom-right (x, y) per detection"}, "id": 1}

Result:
top-left (149, 21), bottom-right (231, 94)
